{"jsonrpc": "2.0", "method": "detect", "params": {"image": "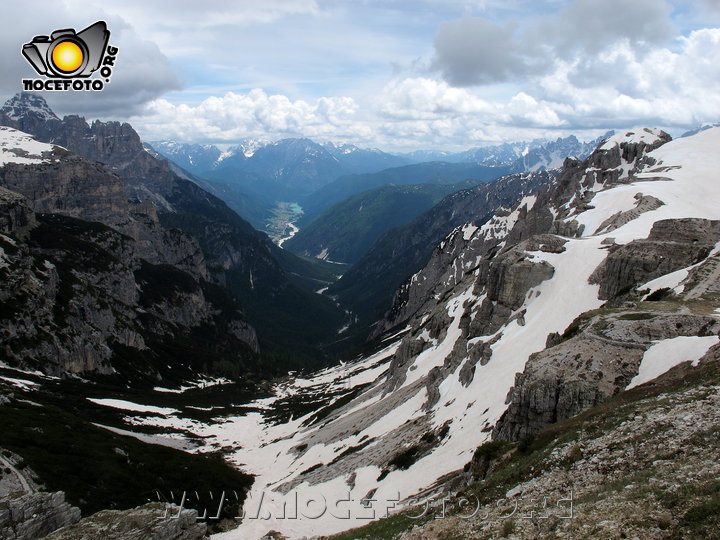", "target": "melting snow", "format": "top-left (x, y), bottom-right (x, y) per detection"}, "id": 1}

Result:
top-left (627, 336), bottom-right (719, 389)
top-left (153, 376), bottom-right (232, 393)
top-left (599, 127), bottom-right (665, 151)
top-left (87, 398), bottom-right (179, 415)
top-left (0, 376), bottom-right (39, 391)
top-left (0, 127), bottom-right (58, 167)
top-left (75, 127), bottom-right (720, 540)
